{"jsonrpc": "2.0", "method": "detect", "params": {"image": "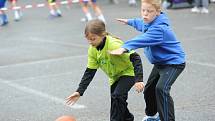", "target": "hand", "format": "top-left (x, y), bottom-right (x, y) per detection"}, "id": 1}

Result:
top-left (108, 48), bottom-right (127, 55)
top-left (116, 18), bottom-right (128, 24)
top-left (66, 92), bottom-right (80, 105)
top-left (134, 82), bottom-right (144, 93)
